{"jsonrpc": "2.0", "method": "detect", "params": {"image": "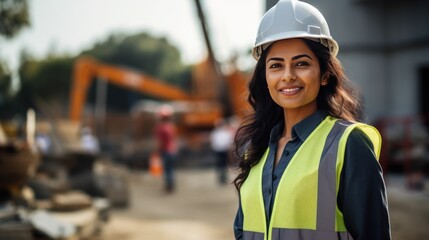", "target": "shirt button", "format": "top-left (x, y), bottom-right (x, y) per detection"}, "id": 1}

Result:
top-left (285, 150), bottom-right (290, 156)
